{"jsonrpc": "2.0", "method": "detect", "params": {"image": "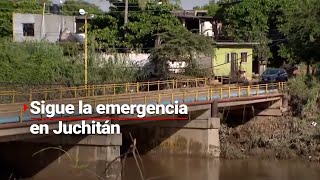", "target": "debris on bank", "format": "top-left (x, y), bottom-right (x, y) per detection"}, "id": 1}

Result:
top-left (219, 115), bottom-right (320, 162)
